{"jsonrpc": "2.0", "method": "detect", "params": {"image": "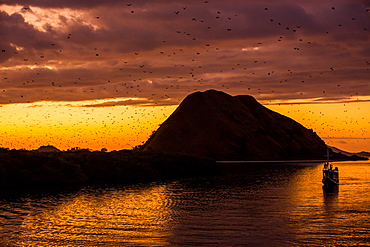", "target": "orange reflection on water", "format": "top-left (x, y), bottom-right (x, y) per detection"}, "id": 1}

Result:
top-left (18, 184), bottom-right (173, 246)
top-left (284, 161), bottom-right (370, 245)
top-left (284, 164), bottom-right (331, 241)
